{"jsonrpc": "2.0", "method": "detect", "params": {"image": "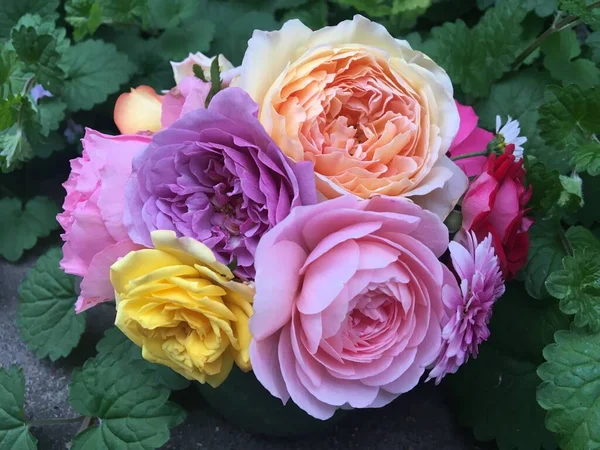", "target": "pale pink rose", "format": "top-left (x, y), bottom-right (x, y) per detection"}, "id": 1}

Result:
top-left (171, 52), bottom-right (239, 86)
top-left (161, 76), bottom-right (211, 128)
top-left (58, 130), bottom-right (148, 312)
top-left (249, 195), bottom-right (448, 419)
top-left (449, 102), bottom-right (494, 177)
top-left (234, 15), bottom-right (468, 219)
